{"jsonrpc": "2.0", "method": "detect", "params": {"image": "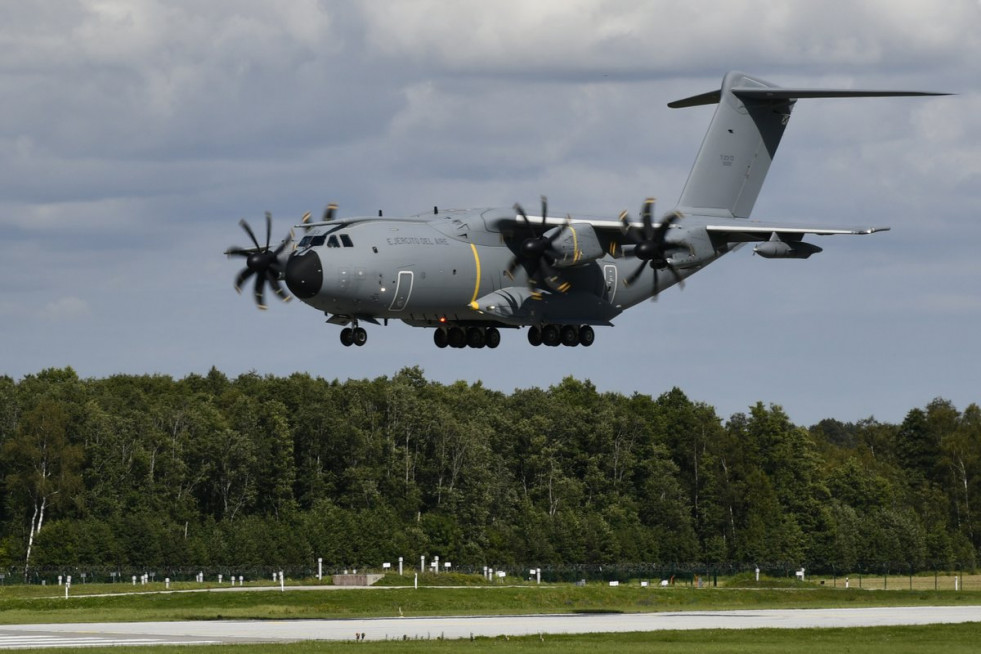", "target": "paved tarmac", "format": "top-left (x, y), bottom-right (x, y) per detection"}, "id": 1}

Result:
top-left (2, 605), bottom-right (980, 648)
